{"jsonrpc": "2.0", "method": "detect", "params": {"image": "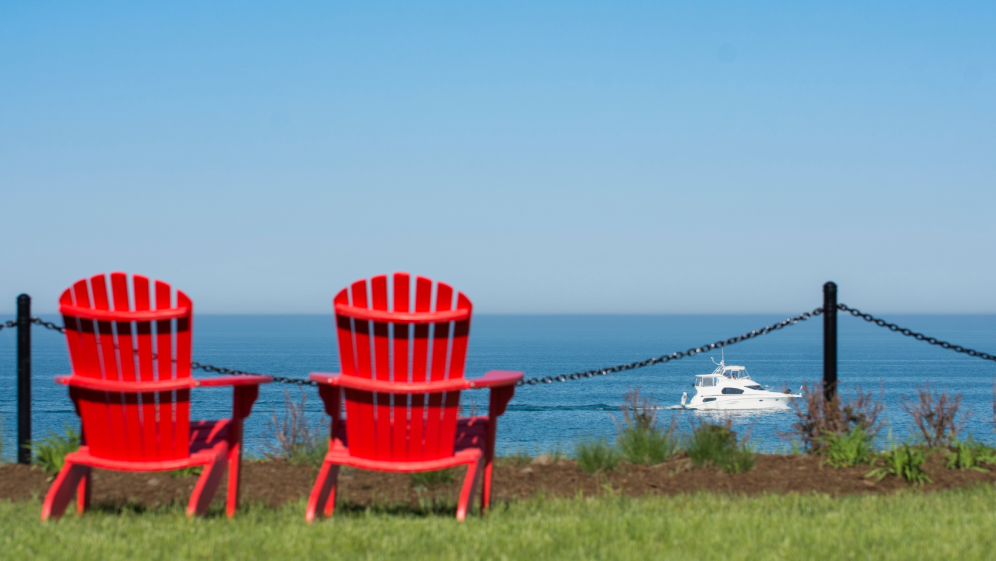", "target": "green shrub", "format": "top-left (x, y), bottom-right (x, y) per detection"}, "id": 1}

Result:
top-left (790, 382), bottom-right (884, 453)
top-left (614, 387), bottom-right (678, 465)
top-left (411, 469), bottom-right (454, 488)
top-left (945, 439), bottom-right (996, 472)
top-left (867, 445), bottom-right (932, 485)
top-left (616, 425), bottom-right (678, 465)
top-left (574, 436), bottom-right (621, 474)
top-left (29, 424), bottom-right (81, 475)
top-left (902, 383), bottom-right (967, 448)
top-left (820, 426), bottom-right (875, 468)
top-left (286, 438), bottom-right (329, 467)
top-left (723, 447), bottom-right (757, 474)
top-left (686, 421), bottom-right (756, 474)
top-left (258, 390), bottom-right (329, 467)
